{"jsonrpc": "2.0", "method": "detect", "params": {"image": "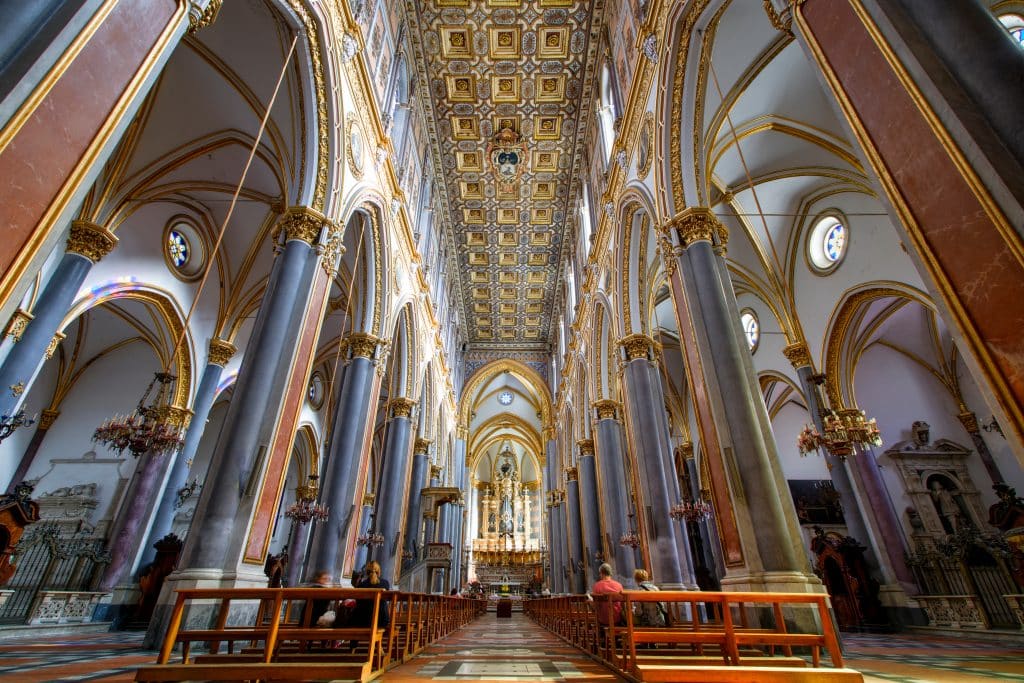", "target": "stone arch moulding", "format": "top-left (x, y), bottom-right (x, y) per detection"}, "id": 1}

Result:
top-left (459, 359), bottom-right (554, 436)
